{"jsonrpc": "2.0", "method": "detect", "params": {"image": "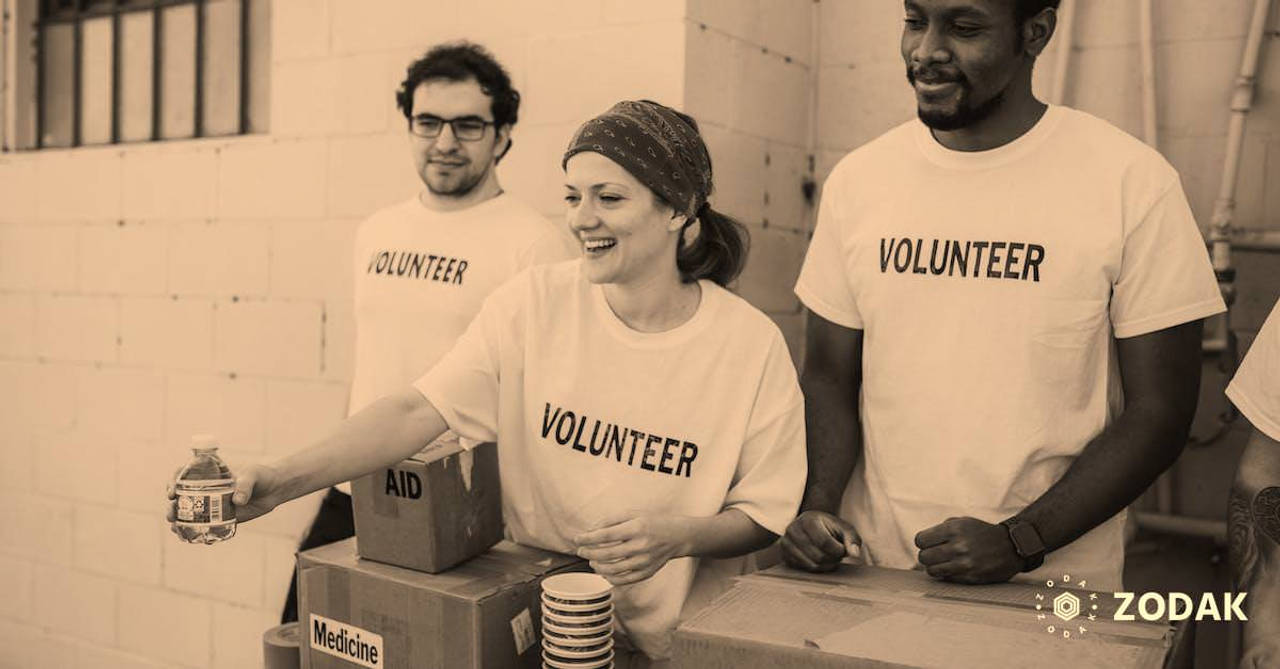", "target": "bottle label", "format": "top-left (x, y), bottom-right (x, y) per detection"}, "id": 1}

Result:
top-left (176, 489), bottom-right (236, 525)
